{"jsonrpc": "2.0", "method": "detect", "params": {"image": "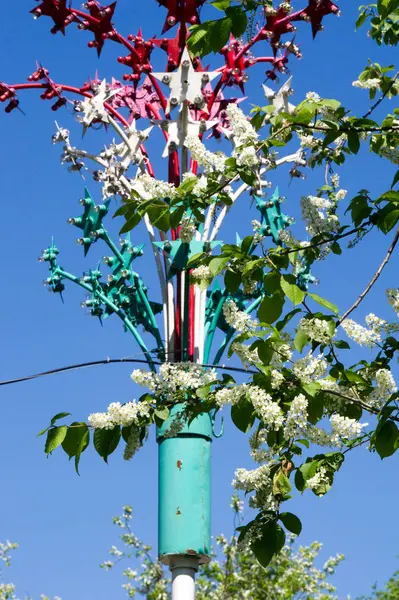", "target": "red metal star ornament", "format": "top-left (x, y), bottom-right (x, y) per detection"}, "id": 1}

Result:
top-left (30, 0), bottom-right (77, 34)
